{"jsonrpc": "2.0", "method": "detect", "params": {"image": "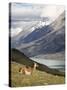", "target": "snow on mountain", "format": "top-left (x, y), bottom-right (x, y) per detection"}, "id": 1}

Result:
top-left (36, 21), bottom-right (46, 28)
top-left (11, 18), bottom-right (50, 39)
top-left (15, 12), bottom-right (65, 57)
top-left (11, 10), bottom-right (65, 58)
top-left (11, 19), bottom-right (49, 47)
top-left (11, 21), bottom-right (39, 47)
